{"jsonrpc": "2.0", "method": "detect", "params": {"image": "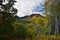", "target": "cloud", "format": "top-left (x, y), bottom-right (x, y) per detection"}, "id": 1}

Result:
top-left (32, 3), bottom-right (44, 12)
top-left (14, 0), bottom-right (45, 17)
